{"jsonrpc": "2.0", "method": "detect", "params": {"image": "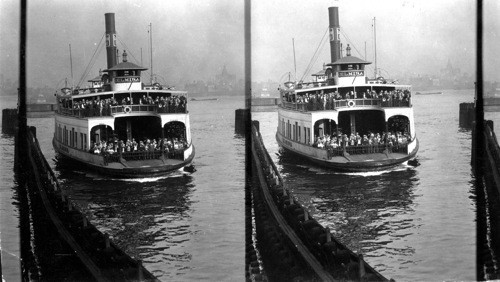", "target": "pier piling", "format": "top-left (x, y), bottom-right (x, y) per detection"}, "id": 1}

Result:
top-left (235, 108), bottom-right (250, 134)
top-left (249, 121), bottom-right (389, 281)
top-left (14, 126), bottom-right (159, 281)
top-left (473, 119), bottom-right (500, 280)
top-left (459, 102), bottom-right (475, 128)
top-left (2, 108), bottom-right (18, 134)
